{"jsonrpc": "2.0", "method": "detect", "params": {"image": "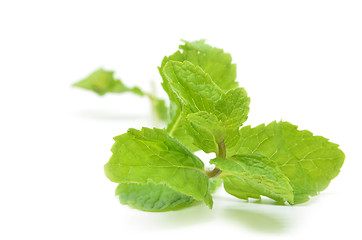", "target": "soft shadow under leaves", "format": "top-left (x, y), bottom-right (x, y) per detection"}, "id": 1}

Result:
top-left (223, 207), bottom-right (287, 233)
